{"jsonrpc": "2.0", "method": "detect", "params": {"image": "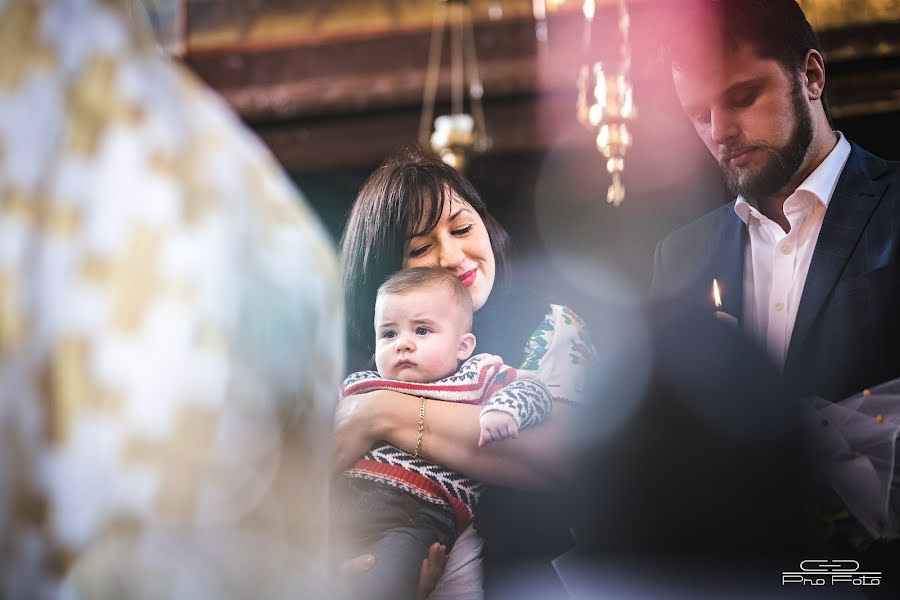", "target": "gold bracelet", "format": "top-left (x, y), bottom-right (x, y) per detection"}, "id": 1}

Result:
top-left (413, 398), bottom-right (425, 458)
